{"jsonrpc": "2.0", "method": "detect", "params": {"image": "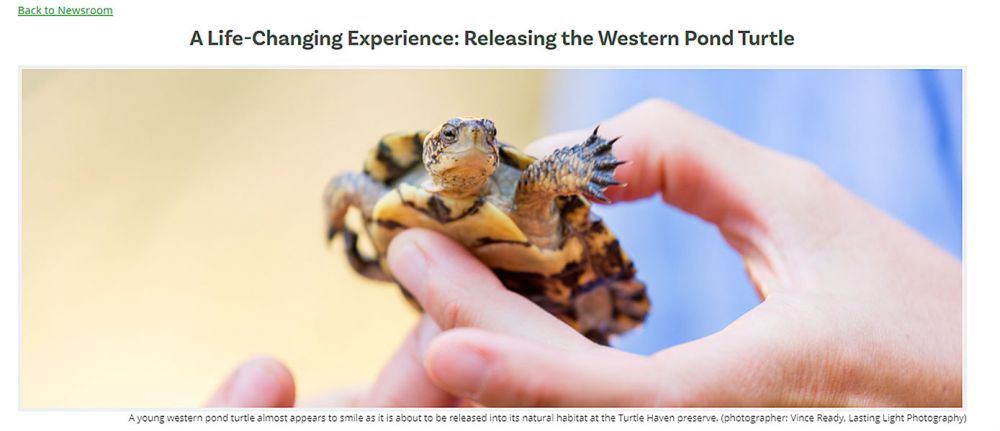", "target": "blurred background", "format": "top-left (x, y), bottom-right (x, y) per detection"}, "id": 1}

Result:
top-left (22, 69), bottom-right (961, 408)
